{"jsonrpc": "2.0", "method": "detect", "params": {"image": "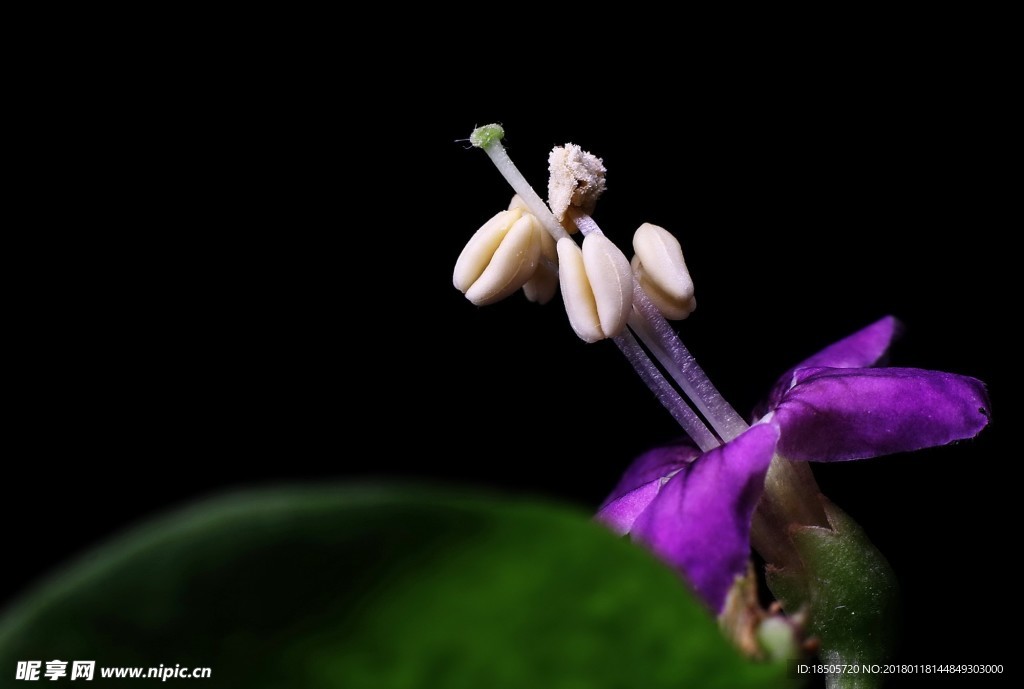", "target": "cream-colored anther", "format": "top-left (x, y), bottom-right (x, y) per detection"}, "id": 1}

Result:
top-left (507, 194), bottom-right (530, 214)
top-left (522, 234), bottom-right (558, 304)
top-left (453, 208), bottom-right (542, 306)
top-left (557, 234), bottom-right (633, 342)
top-left (631, 223), bottom-right (696, 320)
top-left (508, 195), bottom-right (560, 304)
top-left (548, 144), bottom-right (607, 233)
